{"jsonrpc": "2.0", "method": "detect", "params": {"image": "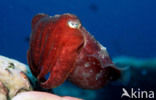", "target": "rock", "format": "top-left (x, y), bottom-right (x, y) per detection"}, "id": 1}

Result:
top-left (0, 55), bottom-right (32, 100)
top-left (0, 81), bottom-right (8, 100)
